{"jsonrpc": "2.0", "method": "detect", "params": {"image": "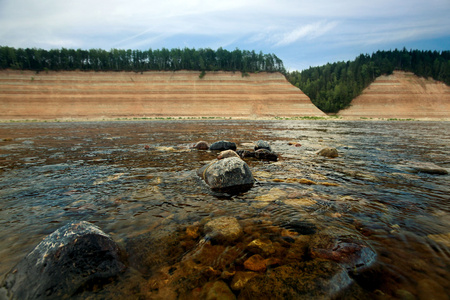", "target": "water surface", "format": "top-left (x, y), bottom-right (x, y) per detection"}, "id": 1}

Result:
top-left (0, 120), bottom-right (449, 298)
